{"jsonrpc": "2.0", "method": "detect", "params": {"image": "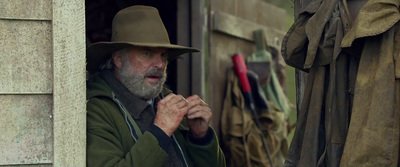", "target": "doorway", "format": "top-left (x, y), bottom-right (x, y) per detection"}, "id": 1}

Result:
top-left (85, 0), bottom-right (180, 92)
